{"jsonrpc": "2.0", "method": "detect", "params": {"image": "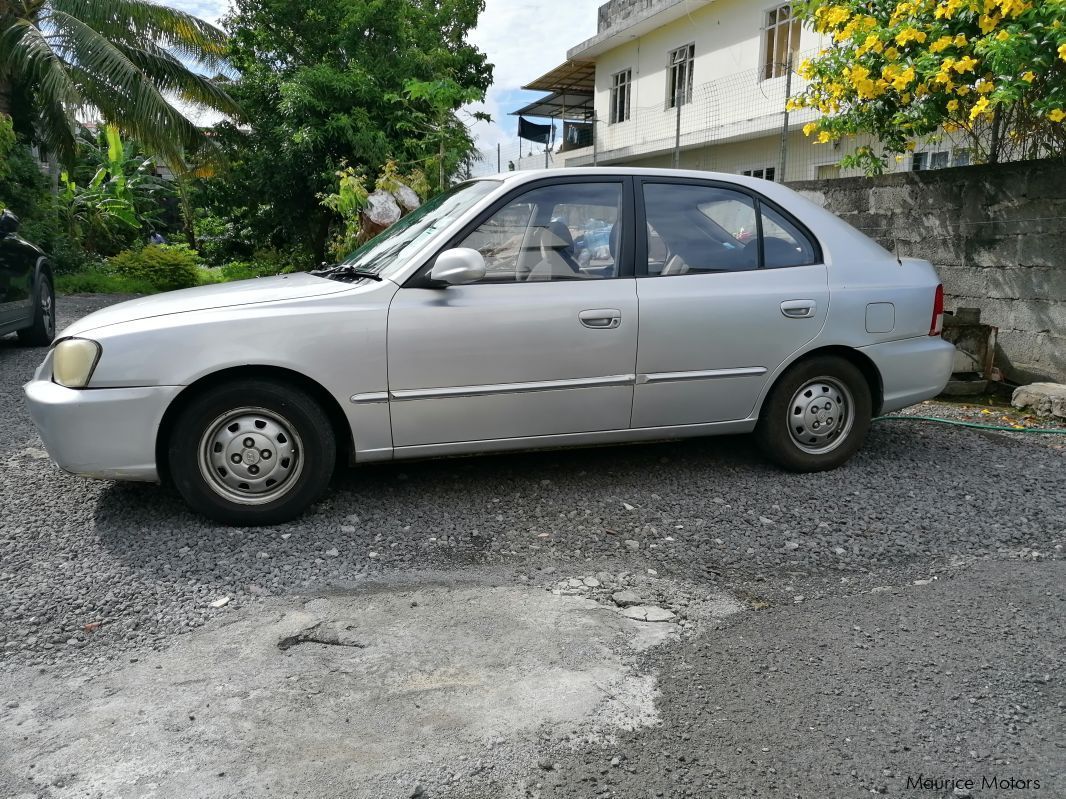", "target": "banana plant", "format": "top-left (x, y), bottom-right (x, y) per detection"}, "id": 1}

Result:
top-left (57, 124), bottom-right (172, 254)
